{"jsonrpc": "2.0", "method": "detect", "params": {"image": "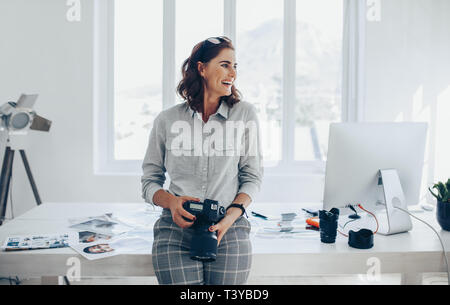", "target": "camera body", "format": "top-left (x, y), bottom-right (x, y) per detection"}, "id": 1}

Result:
top-left (183, 199), bottom-right (225, 224)
top-left (182, 199), bottom-right (225, 262)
